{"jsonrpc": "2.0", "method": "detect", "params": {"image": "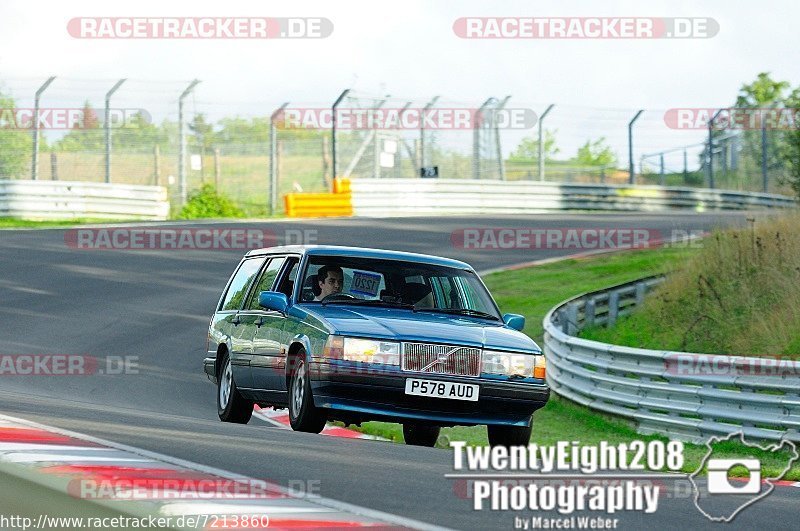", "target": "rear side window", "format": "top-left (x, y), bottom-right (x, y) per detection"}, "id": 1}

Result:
top-left (219, 257), bottom-right (266, 311)
top-left (245, 257), bottom-right (286, 310)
